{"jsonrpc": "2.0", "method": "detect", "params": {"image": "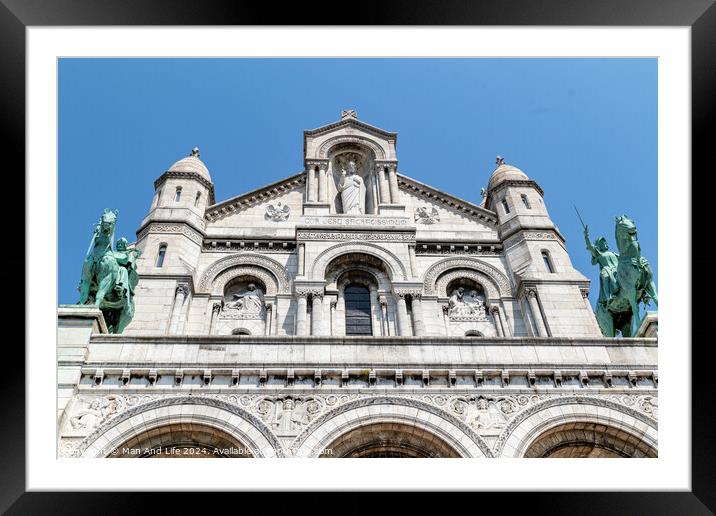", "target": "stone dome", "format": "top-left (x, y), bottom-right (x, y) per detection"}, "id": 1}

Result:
top-left (488, 156), bottom-right (528, 190)
top-left (167, 147), bottom-right (211, 182)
